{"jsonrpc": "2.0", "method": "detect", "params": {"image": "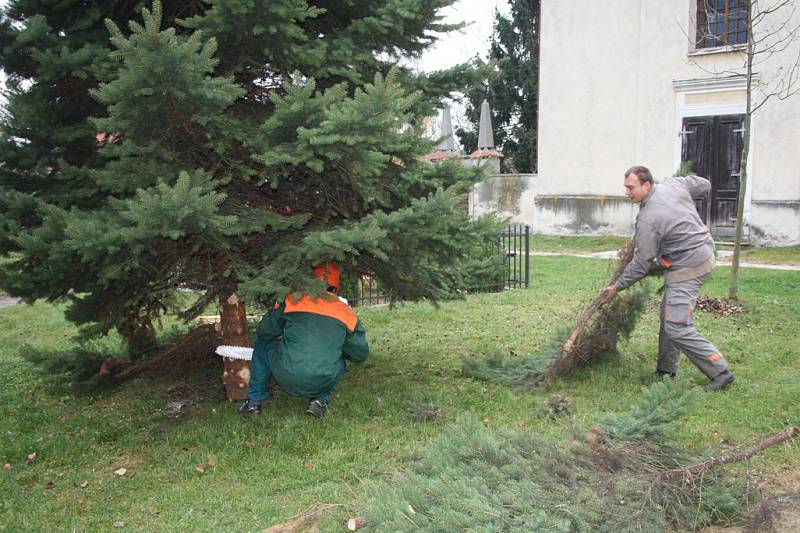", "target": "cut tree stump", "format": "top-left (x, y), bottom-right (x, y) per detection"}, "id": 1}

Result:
top-left (219, 291), bottom-right (251, 401)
